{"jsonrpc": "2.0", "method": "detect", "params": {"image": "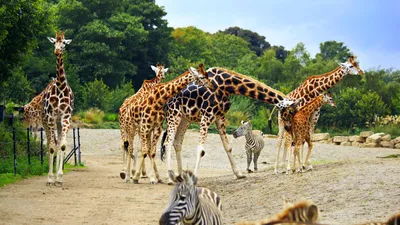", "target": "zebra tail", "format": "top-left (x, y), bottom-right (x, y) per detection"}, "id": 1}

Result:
top-left (160, 129), bottom-right (168, 162)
